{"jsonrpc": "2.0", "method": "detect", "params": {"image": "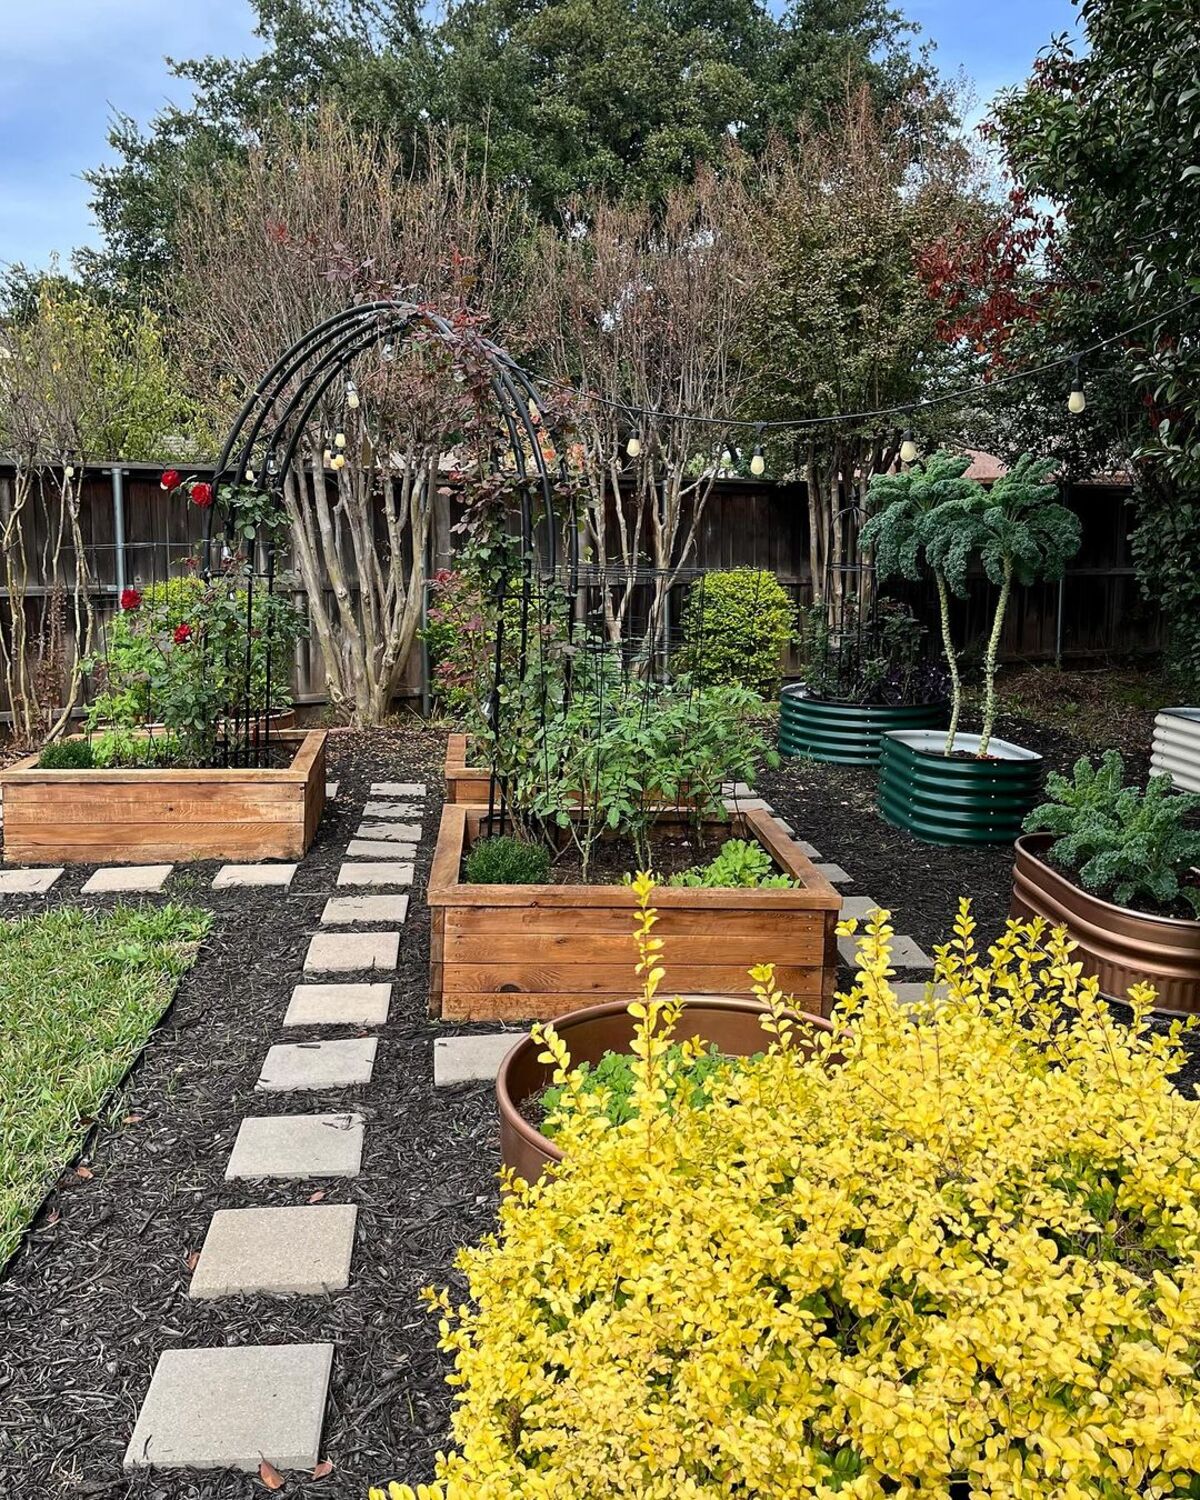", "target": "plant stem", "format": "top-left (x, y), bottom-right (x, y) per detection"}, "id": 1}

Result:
top-left (935, 569), bottom-right (962, 756)
top-left (979, 560), bottom-right (1013, 758)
